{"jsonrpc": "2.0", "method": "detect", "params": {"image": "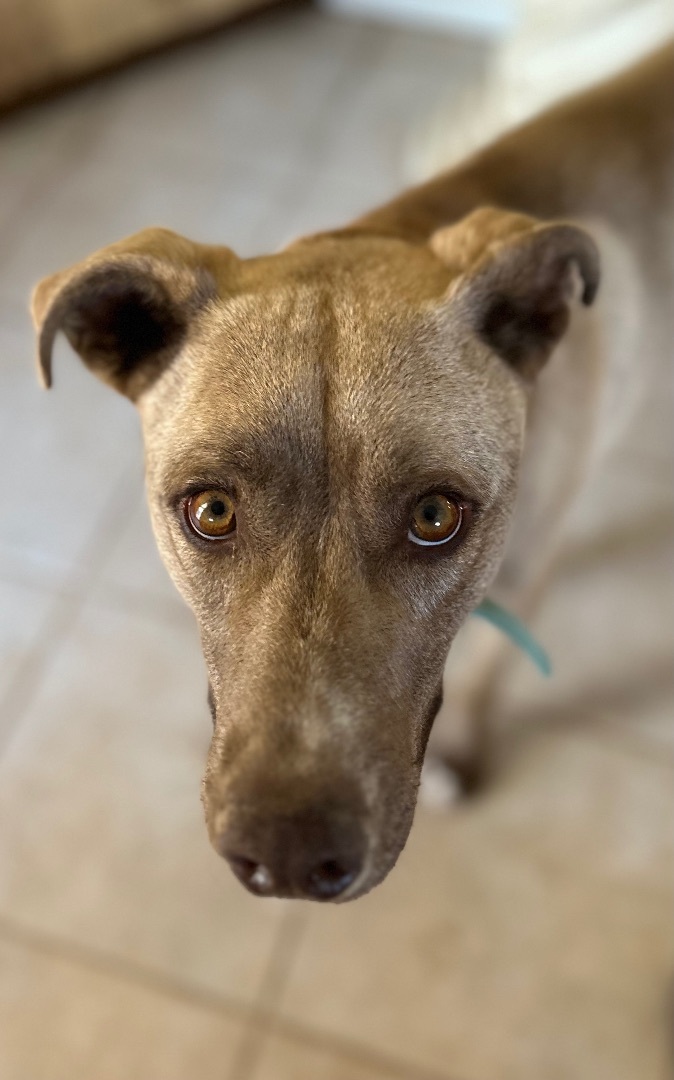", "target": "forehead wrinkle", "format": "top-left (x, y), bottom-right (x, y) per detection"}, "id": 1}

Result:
top-left (325, 298), bottom-right (523, 506)
top-left (154, 439), bottom-right (282, 498)
top-left (205, 286), bottom-right (326, 423)
top-left (154, 284), bottom-right (339, 501)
